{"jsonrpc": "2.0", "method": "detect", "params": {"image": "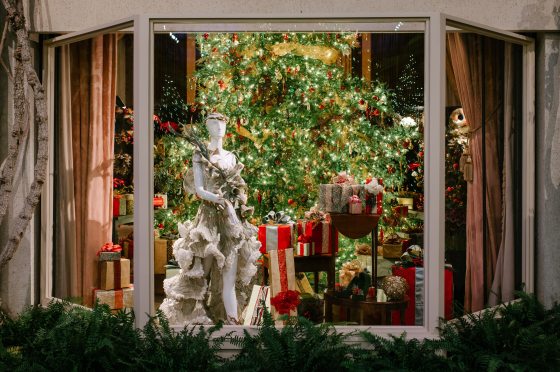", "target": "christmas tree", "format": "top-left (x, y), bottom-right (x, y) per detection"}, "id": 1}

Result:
top-left (191, 32), bottom-right (420, 220)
